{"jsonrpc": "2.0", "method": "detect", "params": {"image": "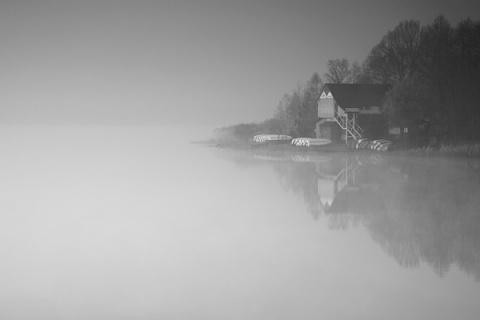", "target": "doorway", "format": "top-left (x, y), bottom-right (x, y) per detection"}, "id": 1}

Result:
top-left (321, 125), bottom-right (331, 140)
